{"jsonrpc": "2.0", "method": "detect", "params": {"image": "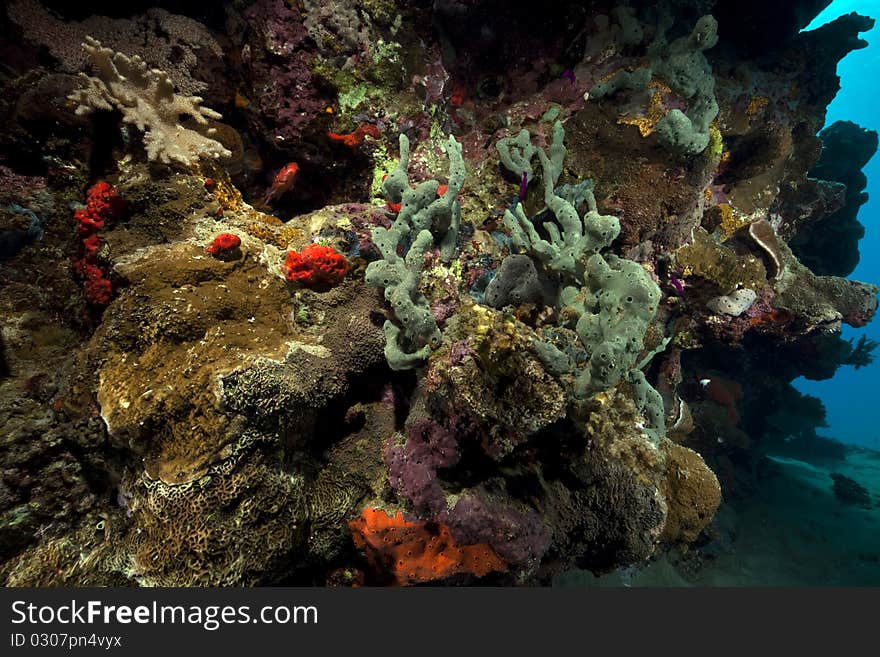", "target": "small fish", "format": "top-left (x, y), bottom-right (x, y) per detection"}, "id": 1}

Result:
top-left (265, 163), bottom-right (300, 204)
top-left (519, 171), bottom-right (529, 201)
top-left (450, 82), bottom-right (466, 107)
top-left (561, 69), bottom-right (576, 85)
